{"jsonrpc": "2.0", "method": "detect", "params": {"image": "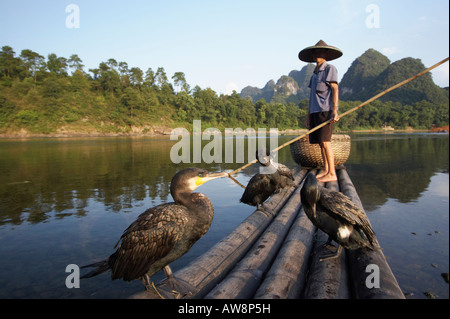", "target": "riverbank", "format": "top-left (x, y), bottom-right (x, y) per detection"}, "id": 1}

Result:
top-left (0, 125), bottom-right (447, 139)
top-left (0, 125), bottom-right (175, 139)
